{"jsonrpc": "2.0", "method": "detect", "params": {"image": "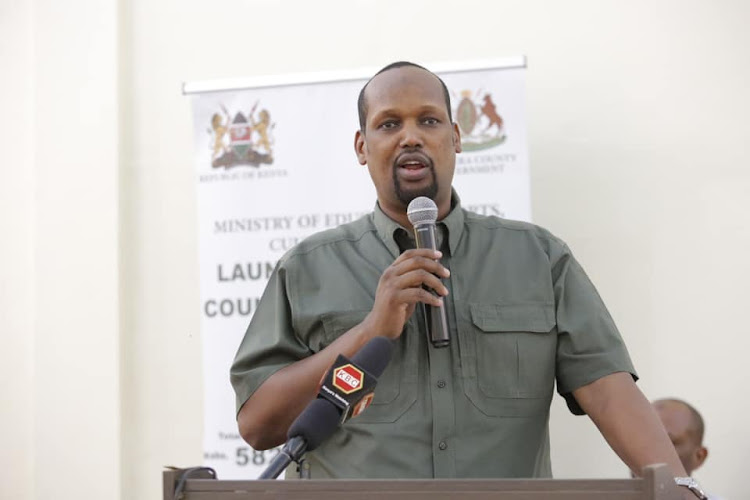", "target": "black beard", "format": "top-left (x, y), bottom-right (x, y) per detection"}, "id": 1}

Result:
top-left (393, 166), bottom-right (438, 207)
